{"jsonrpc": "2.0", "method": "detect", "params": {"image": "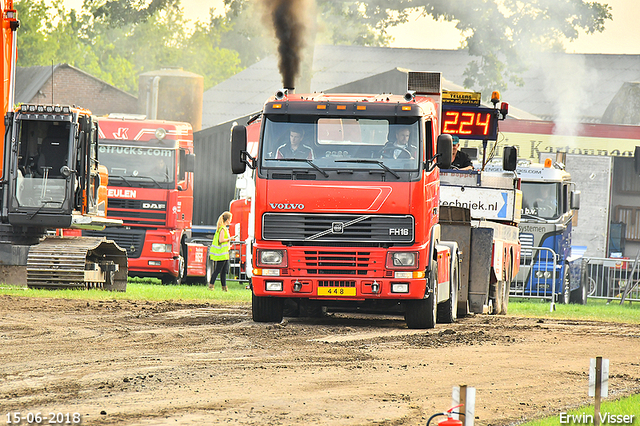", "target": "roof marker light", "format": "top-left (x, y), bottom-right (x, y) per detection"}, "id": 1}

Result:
top-left (337, 105), bottom-right (346, 110)
top-left (544, 158), bottom-right (553, 168)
